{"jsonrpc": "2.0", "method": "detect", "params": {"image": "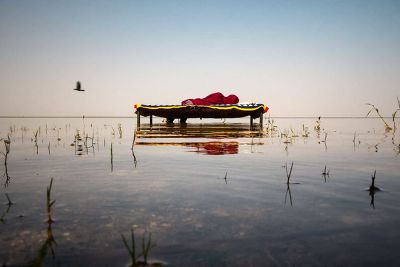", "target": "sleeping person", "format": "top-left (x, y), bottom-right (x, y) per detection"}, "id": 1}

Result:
top-left (181, 92), bottom-right (239, 105)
